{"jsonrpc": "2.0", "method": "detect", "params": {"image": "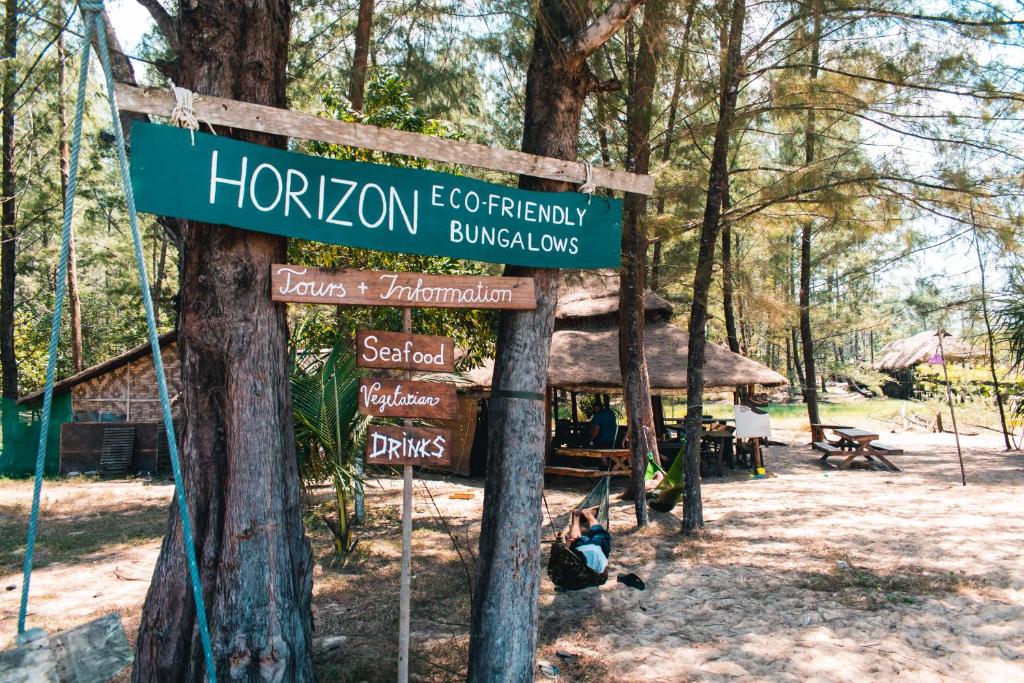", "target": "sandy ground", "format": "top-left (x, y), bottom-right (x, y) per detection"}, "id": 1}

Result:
top-left (1, 428), bottom-right (1022, 681)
